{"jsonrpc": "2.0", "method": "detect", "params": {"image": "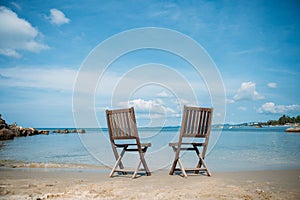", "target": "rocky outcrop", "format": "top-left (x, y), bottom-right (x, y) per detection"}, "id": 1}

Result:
top-left (53, 129), bottom-right (86, 134)
top-left (285, 126), bottom-right (300, 133)
top-left (0, 128), bottom-right (14, 140)
top-left (0, 114), bottom-right (49, 140)
top-left (0, 114), bottom-right (9, 130)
